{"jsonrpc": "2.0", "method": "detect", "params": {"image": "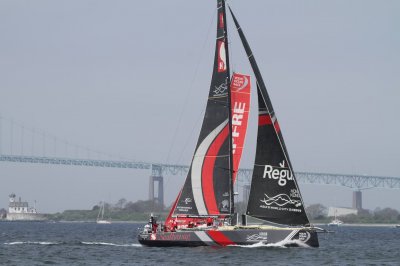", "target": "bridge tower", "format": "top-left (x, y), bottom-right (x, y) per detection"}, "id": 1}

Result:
top-left (352, 190), bottom-right (362, 210)
top-left (243, 185), bottom-right (250, 206)
top-left (149, 164), bottom-right (164, 209)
